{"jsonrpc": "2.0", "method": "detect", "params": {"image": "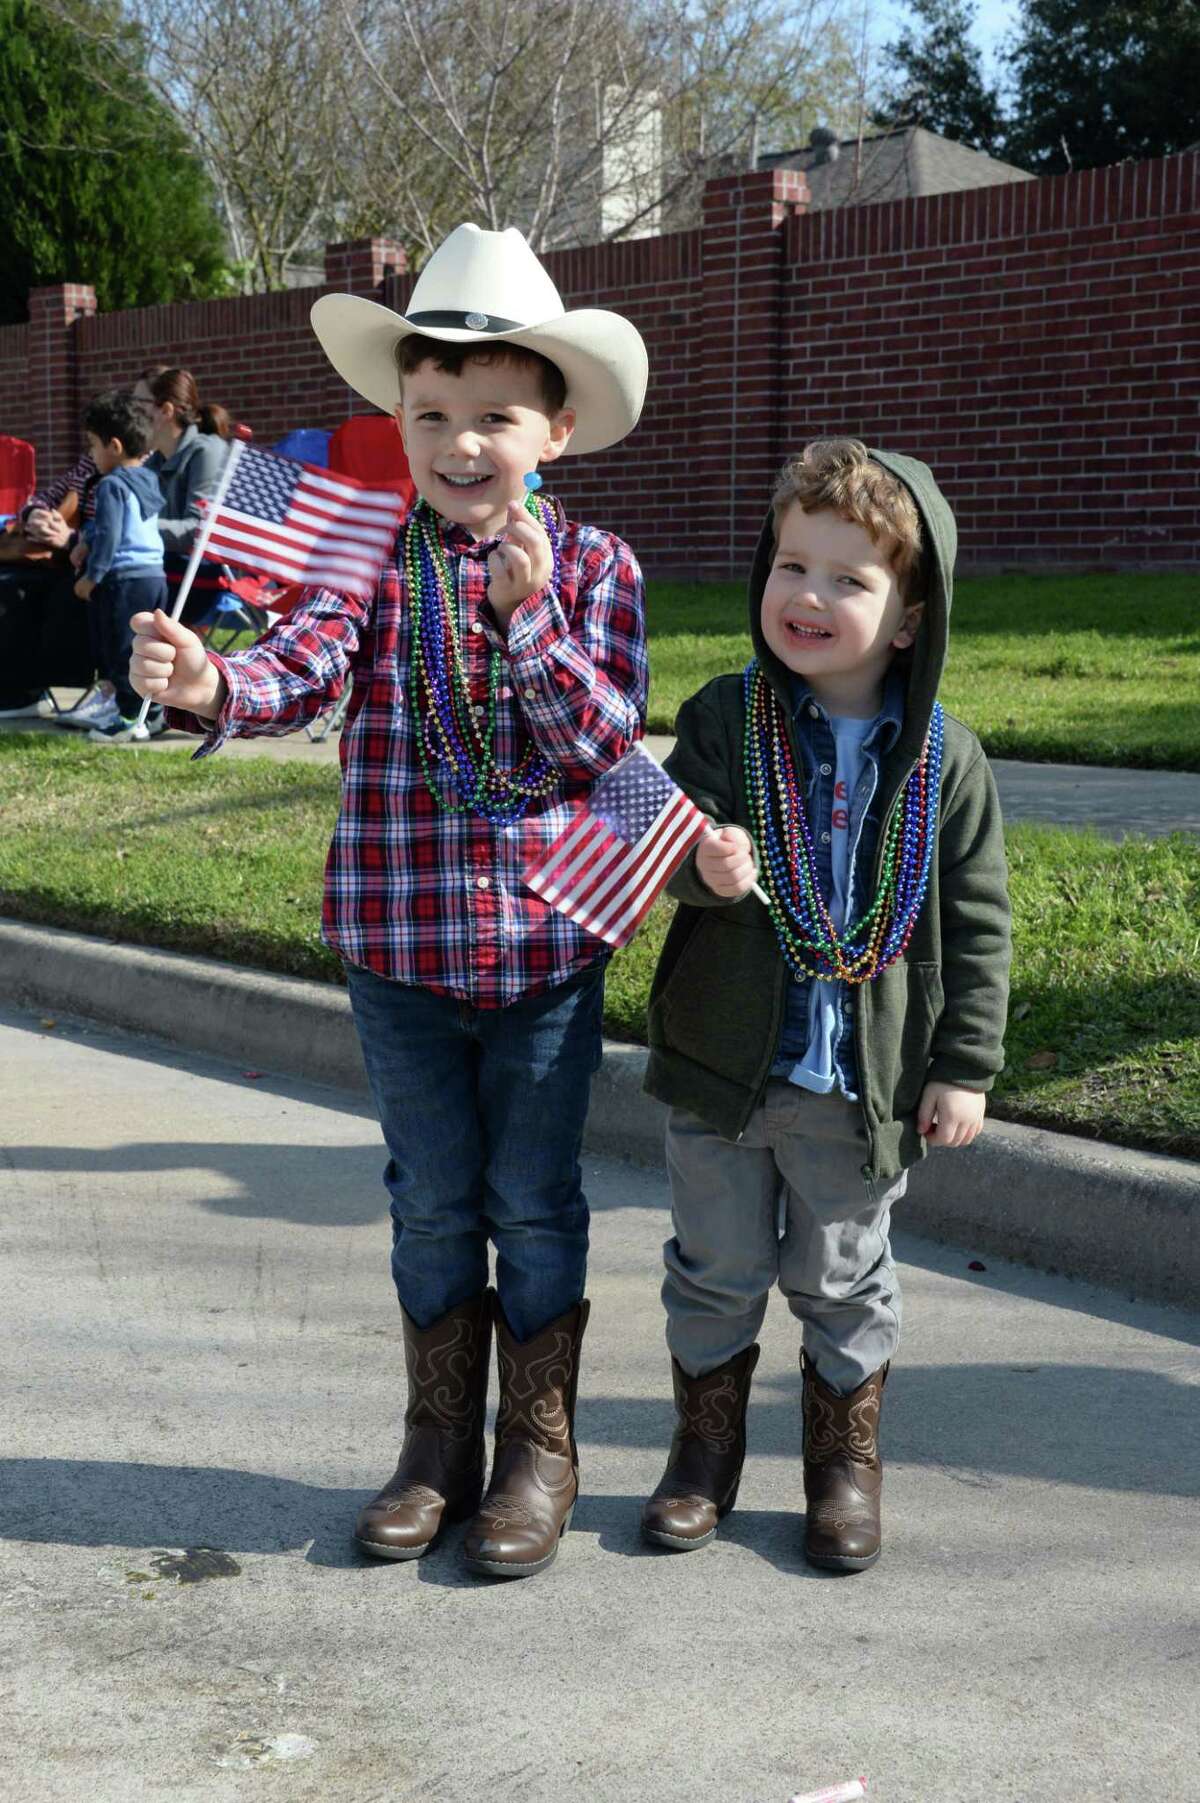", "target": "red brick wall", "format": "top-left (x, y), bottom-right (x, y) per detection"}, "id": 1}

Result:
top-left (779, 153), bottom-right (1200, 569)
top-left (0, 324), bottom-right (33, 465)
top-left (5, 152), bottom-right (1198, 570)
top-left (74, 285), bottom-right (351, 451)
top-left (539, 228), bottom-right (704, 558)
